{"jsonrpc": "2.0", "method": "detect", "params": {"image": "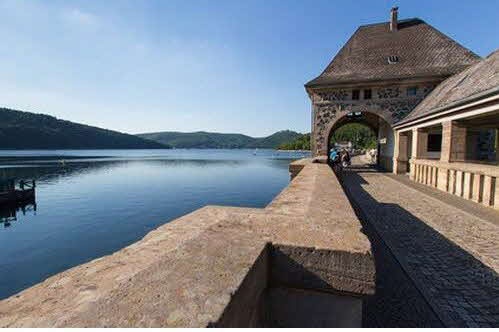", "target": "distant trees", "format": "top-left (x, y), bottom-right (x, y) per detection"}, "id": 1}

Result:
top-left (0, 107), bottom-right (169, 149)
top-left (138, 130), bottom-right (303, 149)
top-left (277, 133), bottom-right (311, 150)
top-left (330, 123), bottom-right (376, 150)
top-left (276, 124), bottom-right (377, 151)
